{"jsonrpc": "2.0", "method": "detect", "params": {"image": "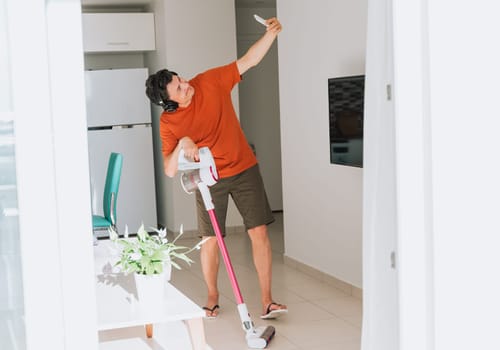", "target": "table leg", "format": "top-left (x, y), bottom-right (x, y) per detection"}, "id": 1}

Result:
top-left (145, 323), bottom-right (153, 338)
top-left (184, 318), bottom-right (207, 350)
